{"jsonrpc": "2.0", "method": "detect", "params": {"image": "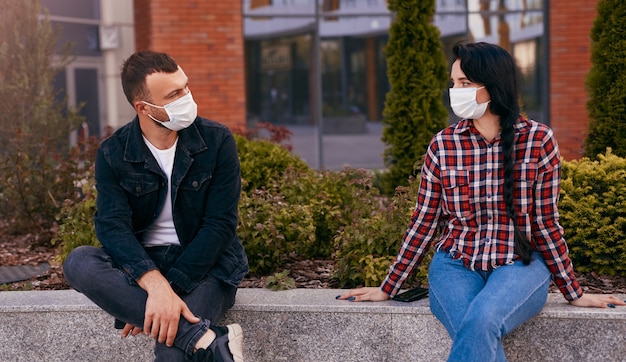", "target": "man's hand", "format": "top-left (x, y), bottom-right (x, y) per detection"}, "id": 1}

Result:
top-left (121, 323), bottom-right (142, 338)
top-left (137, 270), bottom-right (200, 346)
